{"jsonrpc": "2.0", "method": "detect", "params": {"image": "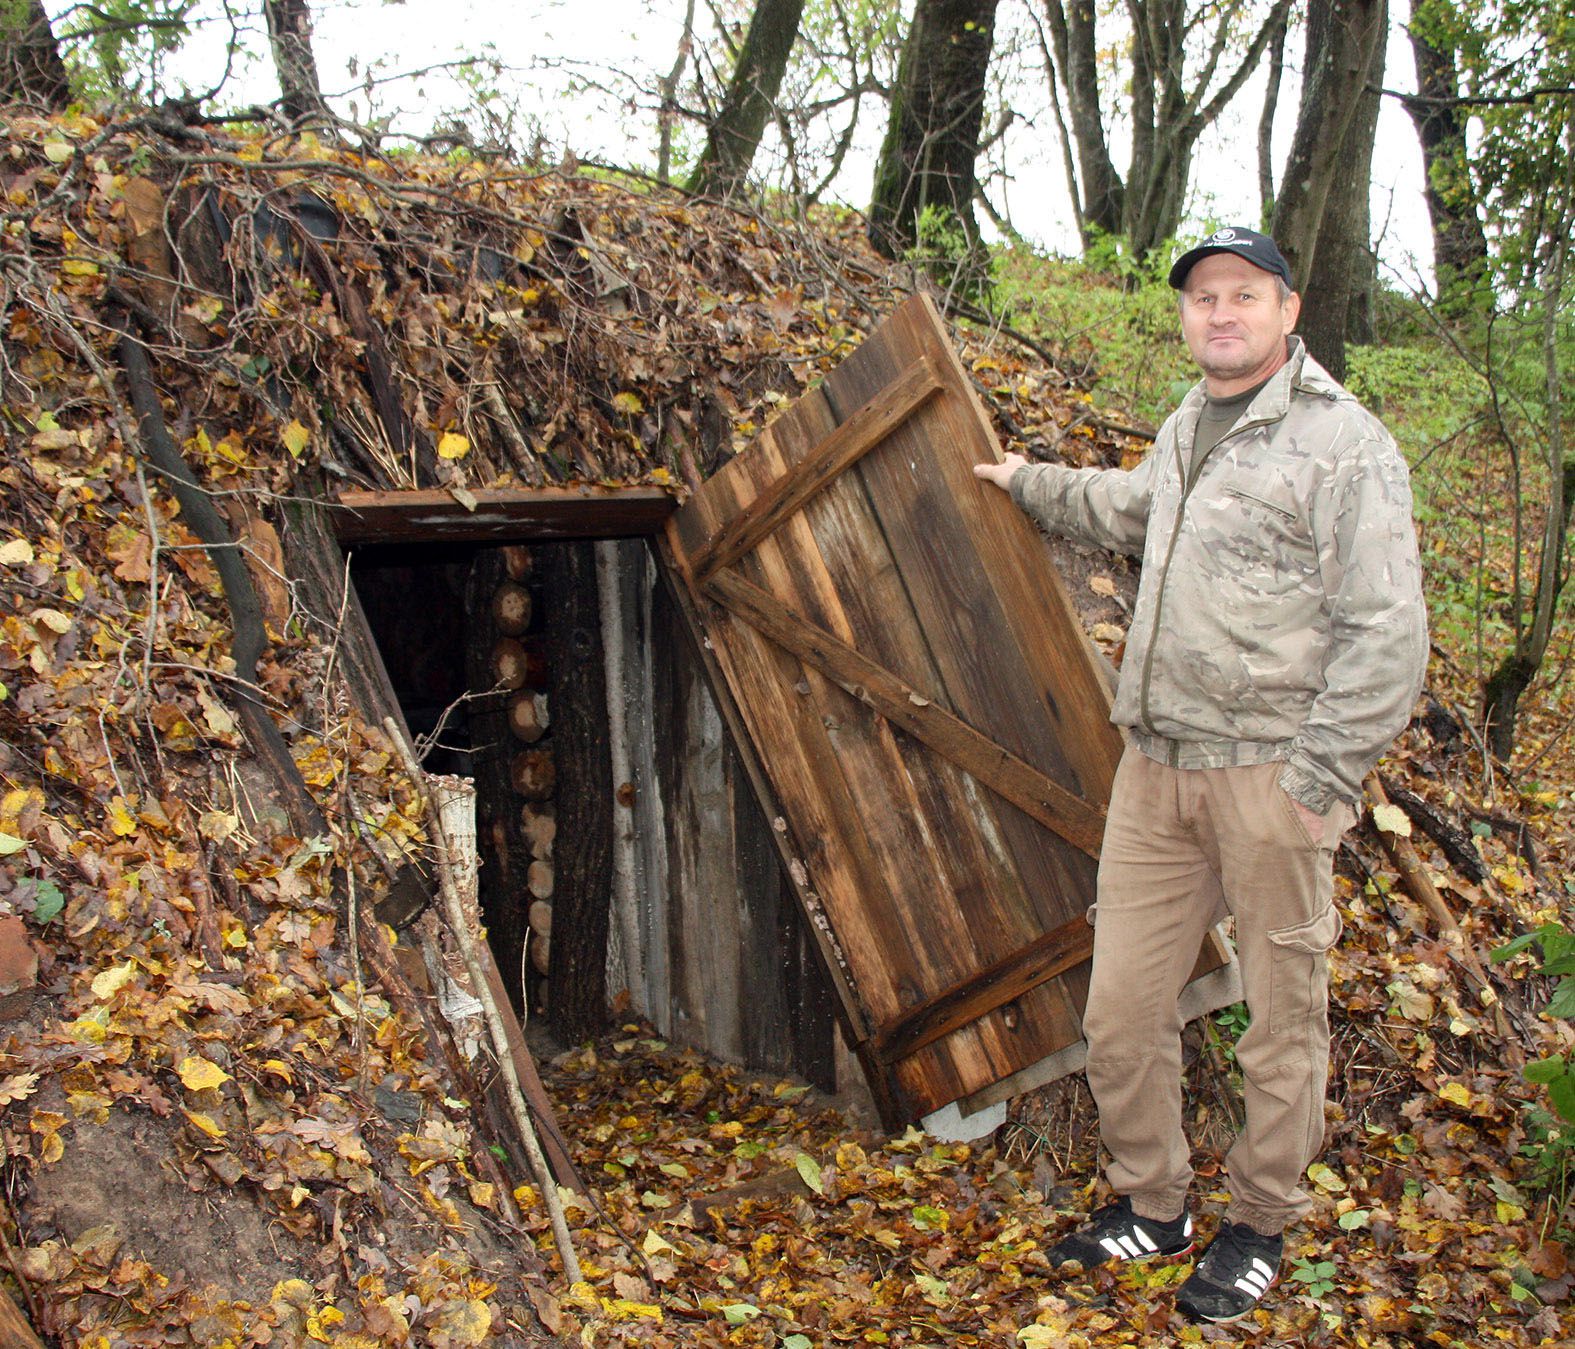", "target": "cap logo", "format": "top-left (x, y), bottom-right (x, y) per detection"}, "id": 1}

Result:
top-left (1209, 229), bottom-right (1238, 244)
